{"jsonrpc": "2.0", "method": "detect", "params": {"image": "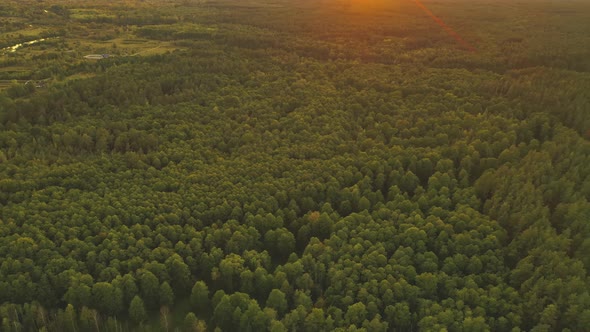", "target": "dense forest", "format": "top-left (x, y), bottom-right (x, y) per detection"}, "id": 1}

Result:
top-left (1, 0), bottom-right (590, 331)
